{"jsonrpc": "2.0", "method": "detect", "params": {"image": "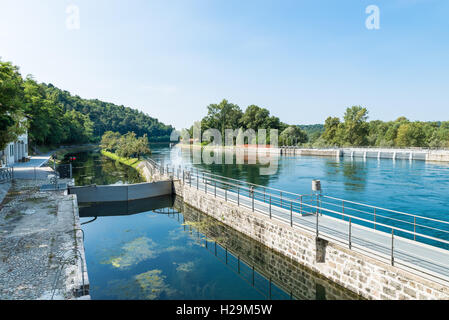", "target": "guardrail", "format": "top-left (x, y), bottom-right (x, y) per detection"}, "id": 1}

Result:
top-left (147, 159), bottom-right (449, 284)
top-left (0, 167), bottom-right (13, 183)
